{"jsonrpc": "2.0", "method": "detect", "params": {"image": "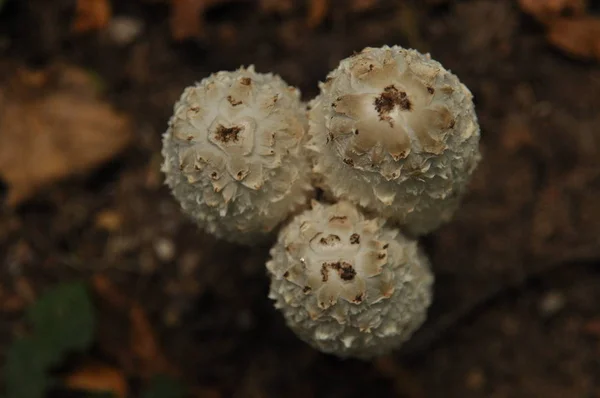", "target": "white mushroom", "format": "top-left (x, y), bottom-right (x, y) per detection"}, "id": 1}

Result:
top-left (267, 201), bottom-right (433, 359)
top-left (307, 45), bottom-right (481, 235)
top-left (162, 66), bottom-right (313, 244)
